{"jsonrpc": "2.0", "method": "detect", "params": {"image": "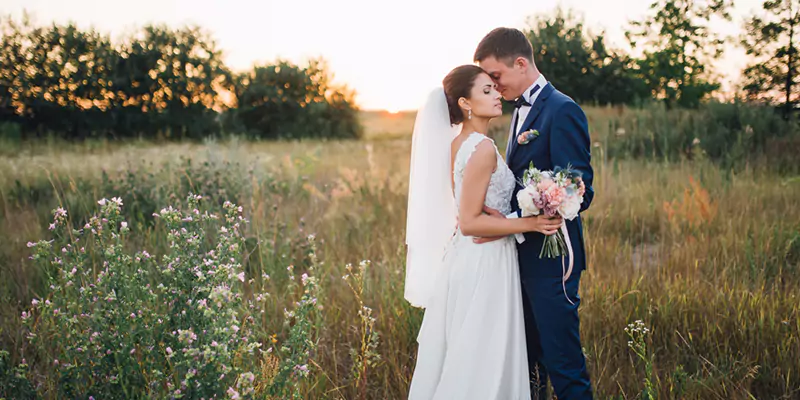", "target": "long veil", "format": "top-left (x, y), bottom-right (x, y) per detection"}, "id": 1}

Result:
top-left (404, 88), bottom-right (460, 308)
